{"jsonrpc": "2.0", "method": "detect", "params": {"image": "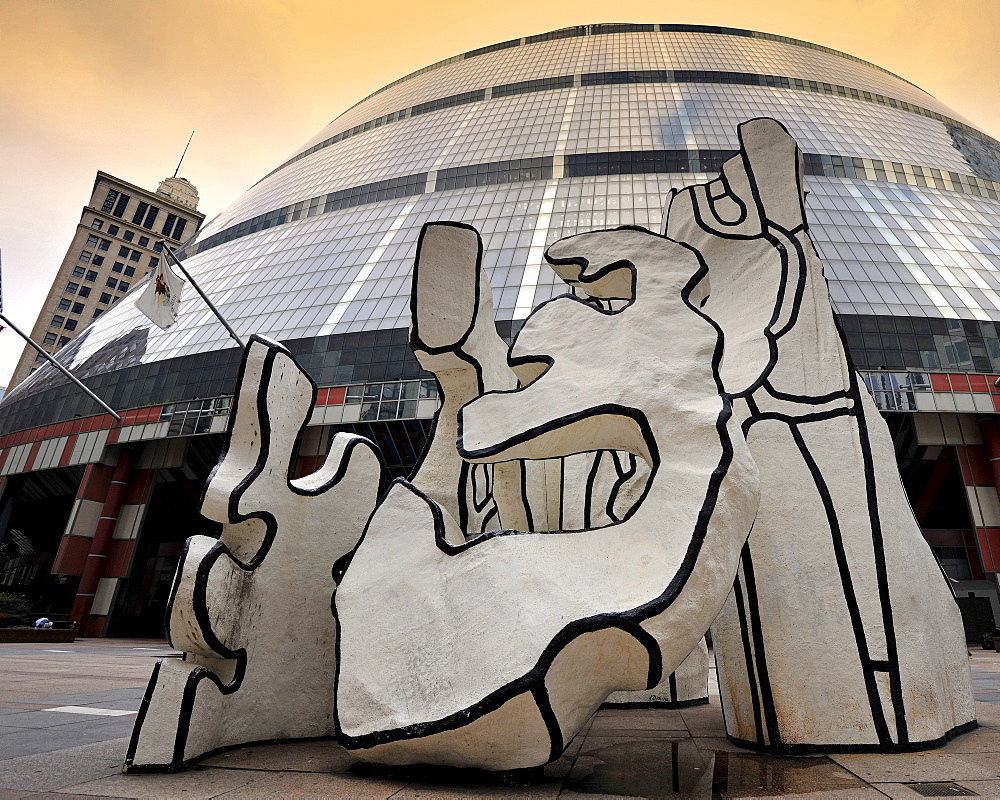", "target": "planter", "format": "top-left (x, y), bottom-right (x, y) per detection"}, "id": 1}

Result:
top-left (0, 628), bottom-right (77, 644)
